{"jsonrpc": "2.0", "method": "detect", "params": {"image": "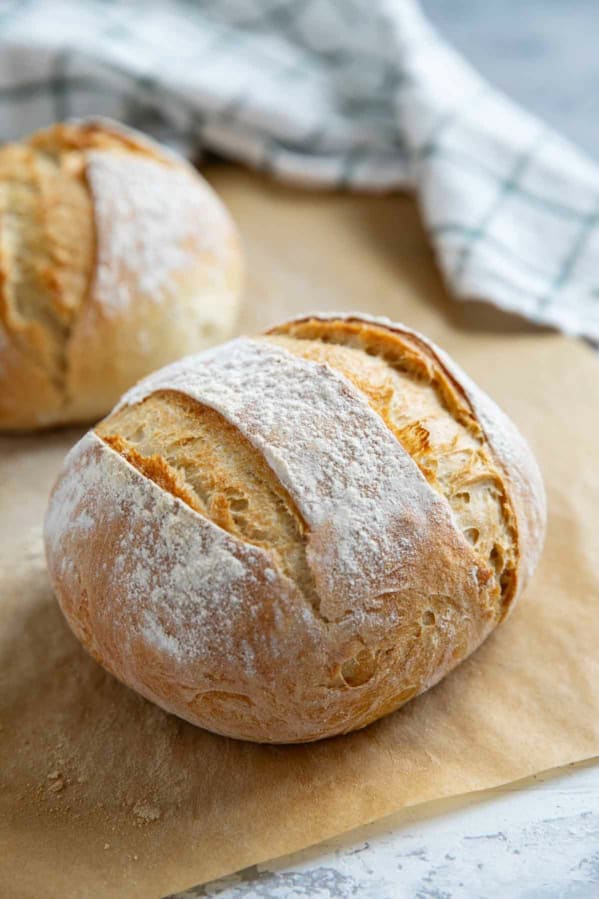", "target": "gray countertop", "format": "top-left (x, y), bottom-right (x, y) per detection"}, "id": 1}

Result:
top-left (421, 0), bottom-right (599, 163)
top-left (176, 760), bottom-right (599, 898)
